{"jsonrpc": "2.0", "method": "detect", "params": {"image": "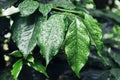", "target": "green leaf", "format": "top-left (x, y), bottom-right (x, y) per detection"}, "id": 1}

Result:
top-left (12, 17), bottom-right (38, 58)
top-left (83, 13), bottom-right (106, 63)
top-left (110, 68), bottom-right (120, 80)
top-left (11, 59), bottom-right (23, 80)
top-left (39, 3), bottom-right (54, 16)
top-left (37, 14), bottom-right (65, 65)
top-left (18, 0), bottom-right (39, 16)
top-left (84, 13), bottom-right (103, 52)
top-left (52, 0), bottom-right (75, 9)
top-left (65, 17), bottom-right (90, 77)
top-left (27, 55), bottom-right (34, 63)
top-left (10, 50), bottom-right (22, 57)
top-left (27, 60), bottom-right (48, 78)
